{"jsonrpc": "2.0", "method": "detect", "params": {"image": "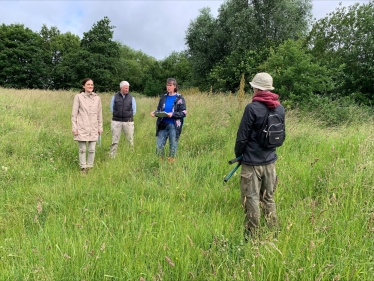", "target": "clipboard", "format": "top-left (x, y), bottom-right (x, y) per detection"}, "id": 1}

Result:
top-left (154, 111), bottom-right (169, 118)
